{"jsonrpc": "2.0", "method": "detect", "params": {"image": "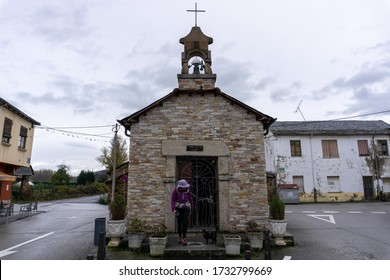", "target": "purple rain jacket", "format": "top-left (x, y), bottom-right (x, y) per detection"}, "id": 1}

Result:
top-left (171, 185), bottom-right (194, 212)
